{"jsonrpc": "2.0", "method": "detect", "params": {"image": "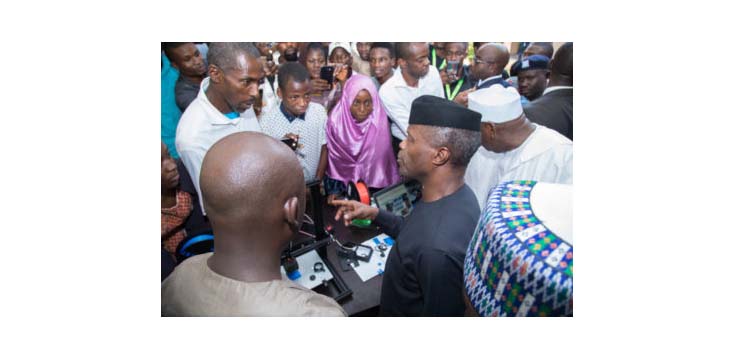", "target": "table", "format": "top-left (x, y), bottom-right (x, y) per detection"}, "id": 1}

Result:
top-left (313, 206), bottom-right (385, 316)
